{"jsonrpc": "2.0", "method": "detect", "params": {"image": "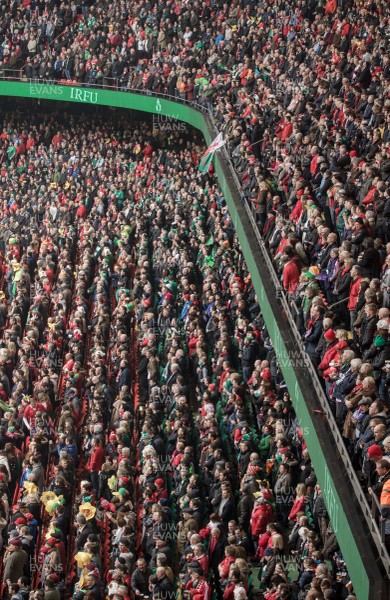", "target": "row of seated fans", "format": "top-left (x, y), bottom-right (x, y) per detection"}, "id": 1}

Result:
top-left (31, 234), bottom-right (90, 592)
top-left (97, 283), bottom-right (141, 593)
top-left (0, 228), bottom-right (80, 594)
top-left (62, 299), bottom-right (97, 591)
top-left (60, 233), bottom-right (138, 597)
